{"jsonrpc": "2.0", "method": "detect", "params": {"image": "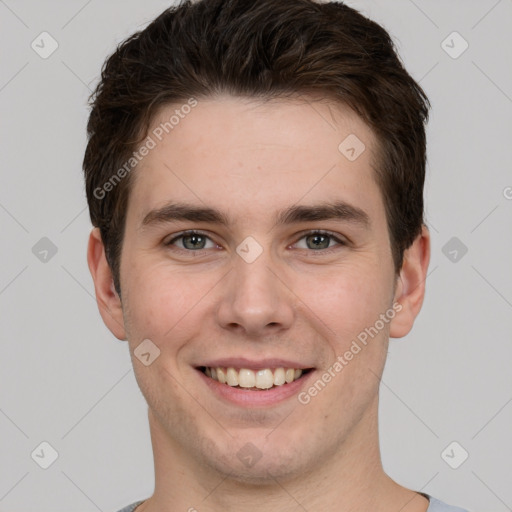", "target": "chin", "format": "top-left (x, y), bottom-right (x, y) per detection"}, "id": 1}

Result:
top-left (199, 434), bottom-right (312, 485)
